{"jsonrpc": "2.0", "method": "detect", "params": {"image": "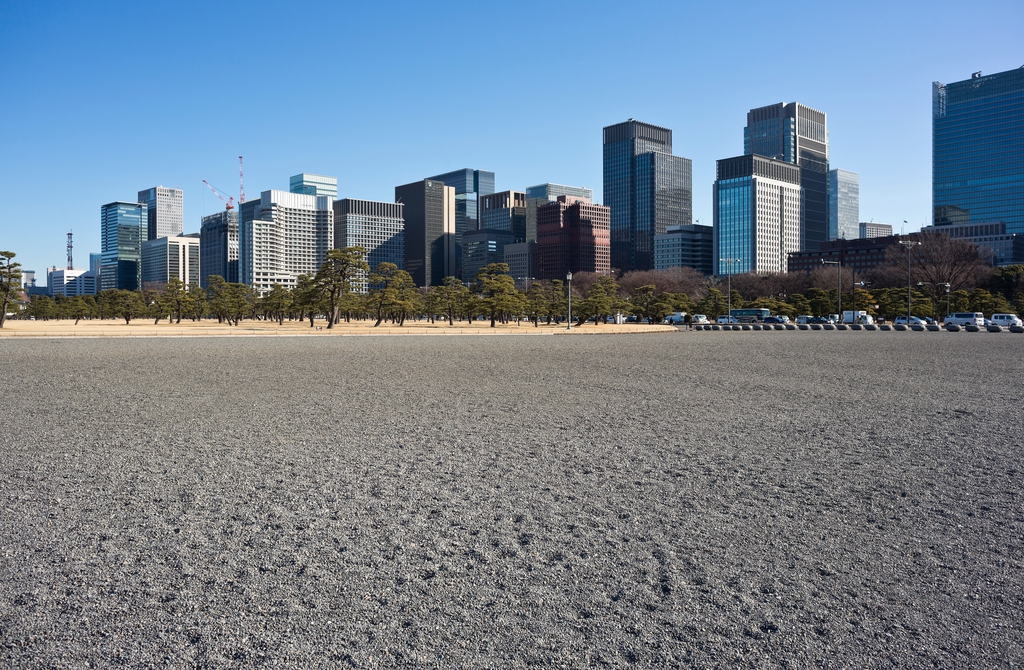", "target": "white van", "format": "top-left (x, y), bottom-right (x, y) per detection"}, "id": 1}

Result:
top-left (945, 312), bottom-right (984, 327)
top-left (991, 313), bottom-right (1023, 328)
